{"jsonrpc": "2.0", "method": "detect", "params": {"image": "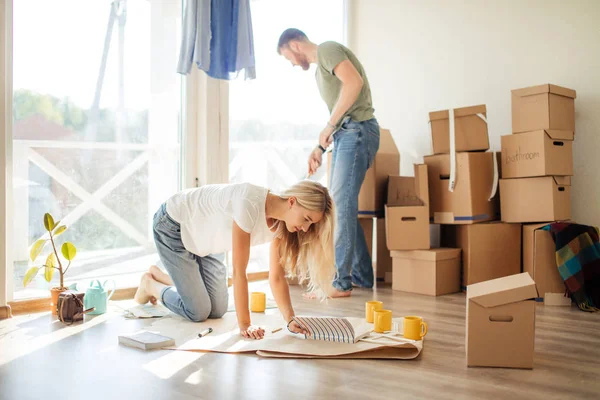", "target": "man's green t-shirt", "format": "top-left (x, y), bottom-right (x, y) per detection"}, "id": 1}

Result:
top-left (315, 41), bottom-right (374, 123)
